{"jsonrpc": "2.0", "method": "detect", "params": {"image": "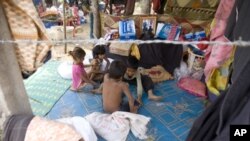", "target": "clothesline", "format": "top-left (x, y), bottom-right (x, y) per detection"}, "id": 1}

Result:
top-left (1, 39), bottom-right (250, 47)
